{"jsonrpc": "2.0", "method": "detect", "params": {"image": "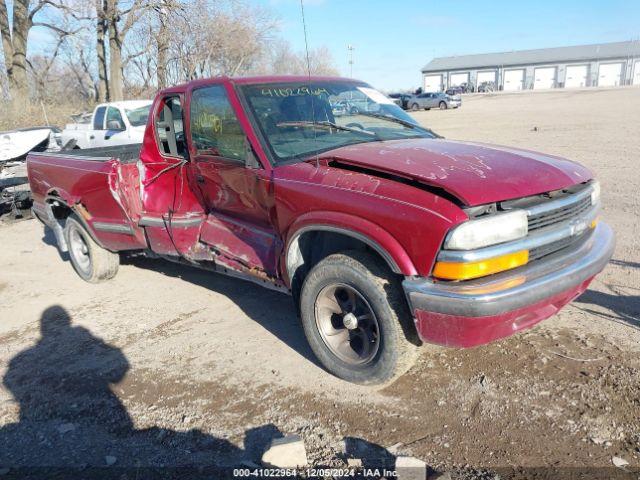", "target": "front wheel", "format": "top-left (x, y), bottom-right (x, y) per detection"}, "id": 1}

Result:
top-left (299, 251), bottom-right (419, 385)
top-left (64, 215), bottom-right (119, 283)
top-left (439, 101), bottom-right (447, 110)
